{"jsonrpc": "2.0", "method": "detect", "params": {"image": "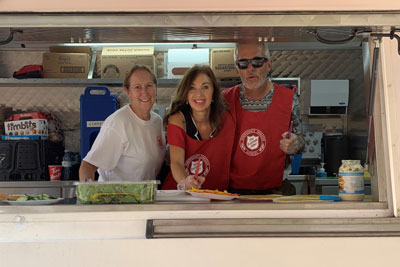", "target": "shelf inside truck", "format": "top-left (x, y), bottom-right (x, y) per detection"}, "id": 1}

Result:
top-left (0, 77), bottom-right (242, 88)
top-left (0, 77), bottom-right (299, 91)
